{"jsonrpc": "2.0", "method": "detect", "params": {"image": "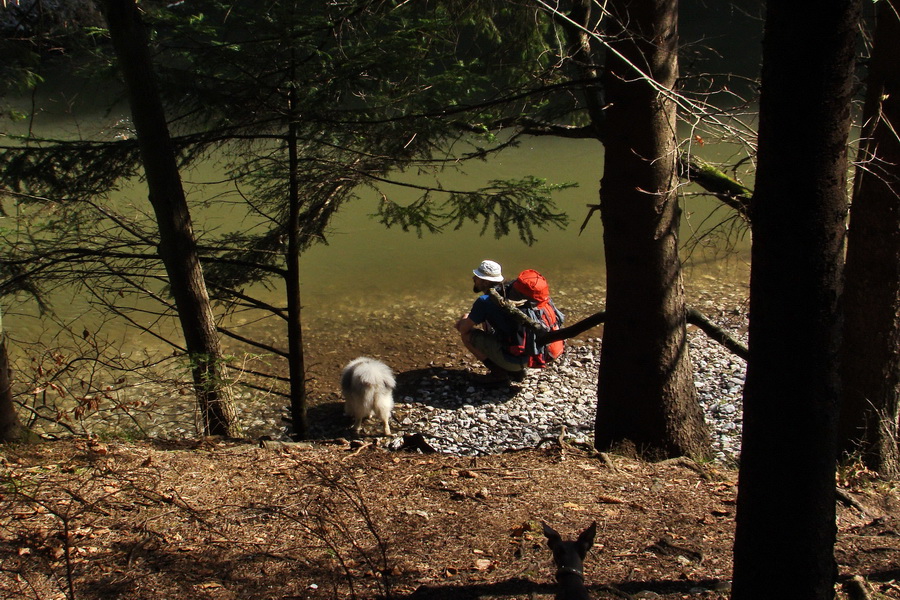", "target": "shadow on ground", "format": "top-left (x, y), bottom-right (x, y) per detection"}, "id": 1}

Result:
top-left (290, 366), bottom-right (524, 442)
top-left (400, 577), bottom-right (733, 599)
